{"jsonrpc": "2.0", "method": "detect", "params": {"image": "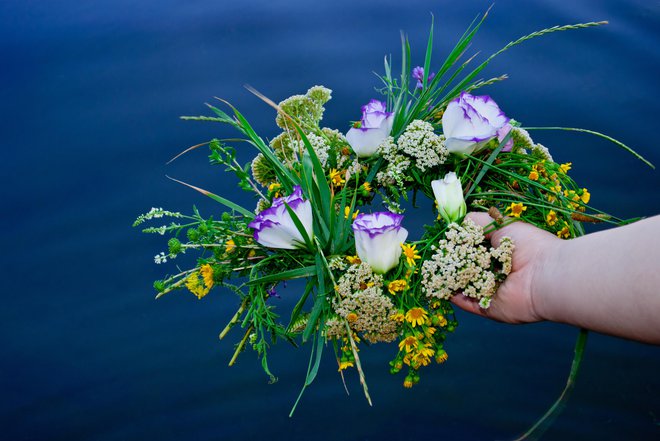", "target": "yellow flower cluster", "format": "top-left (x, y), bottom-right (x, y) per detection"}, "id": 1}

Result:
top-left (387, 279), bottom-right (408, 295)
top-left (185, 264), bottom-right (214, 299)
